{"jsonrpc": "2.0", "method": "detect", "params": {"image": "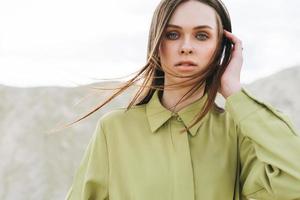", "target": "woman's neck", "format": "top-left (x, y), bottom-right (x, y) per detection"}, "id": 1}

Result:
top-left (160, 84), bottom-right (206, 113)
